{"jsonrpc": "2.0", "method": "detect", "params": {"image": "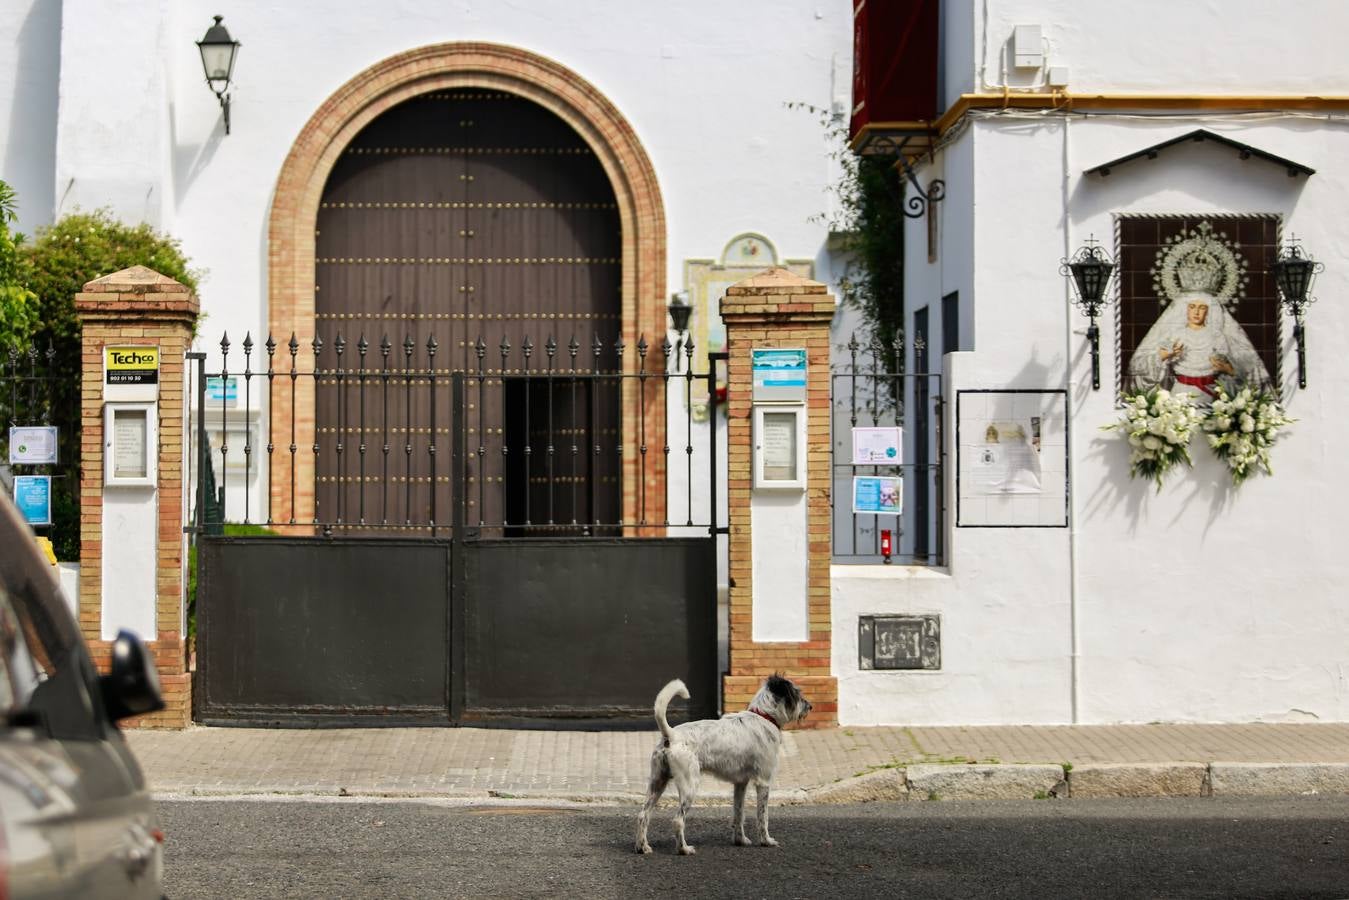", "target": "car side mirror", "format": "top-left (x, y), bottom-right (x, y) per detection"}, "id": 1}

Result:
top-left (99, 630), bottom-right (165, 722)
